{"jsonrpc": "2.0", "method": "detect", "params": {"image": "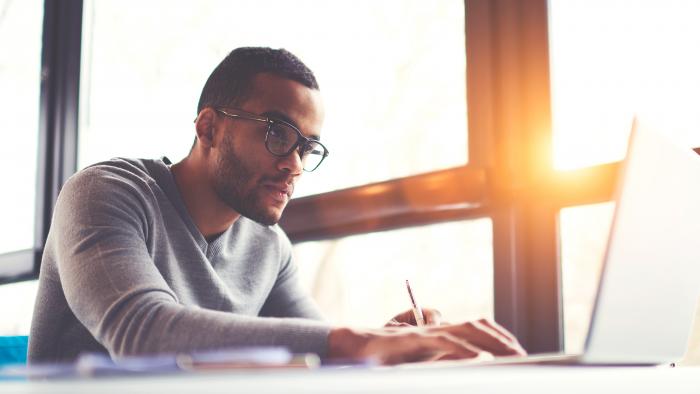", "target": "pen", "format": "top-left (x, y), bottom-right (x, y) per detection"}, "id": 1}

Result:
top-left (405, 280), bottom-right (425, 326)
